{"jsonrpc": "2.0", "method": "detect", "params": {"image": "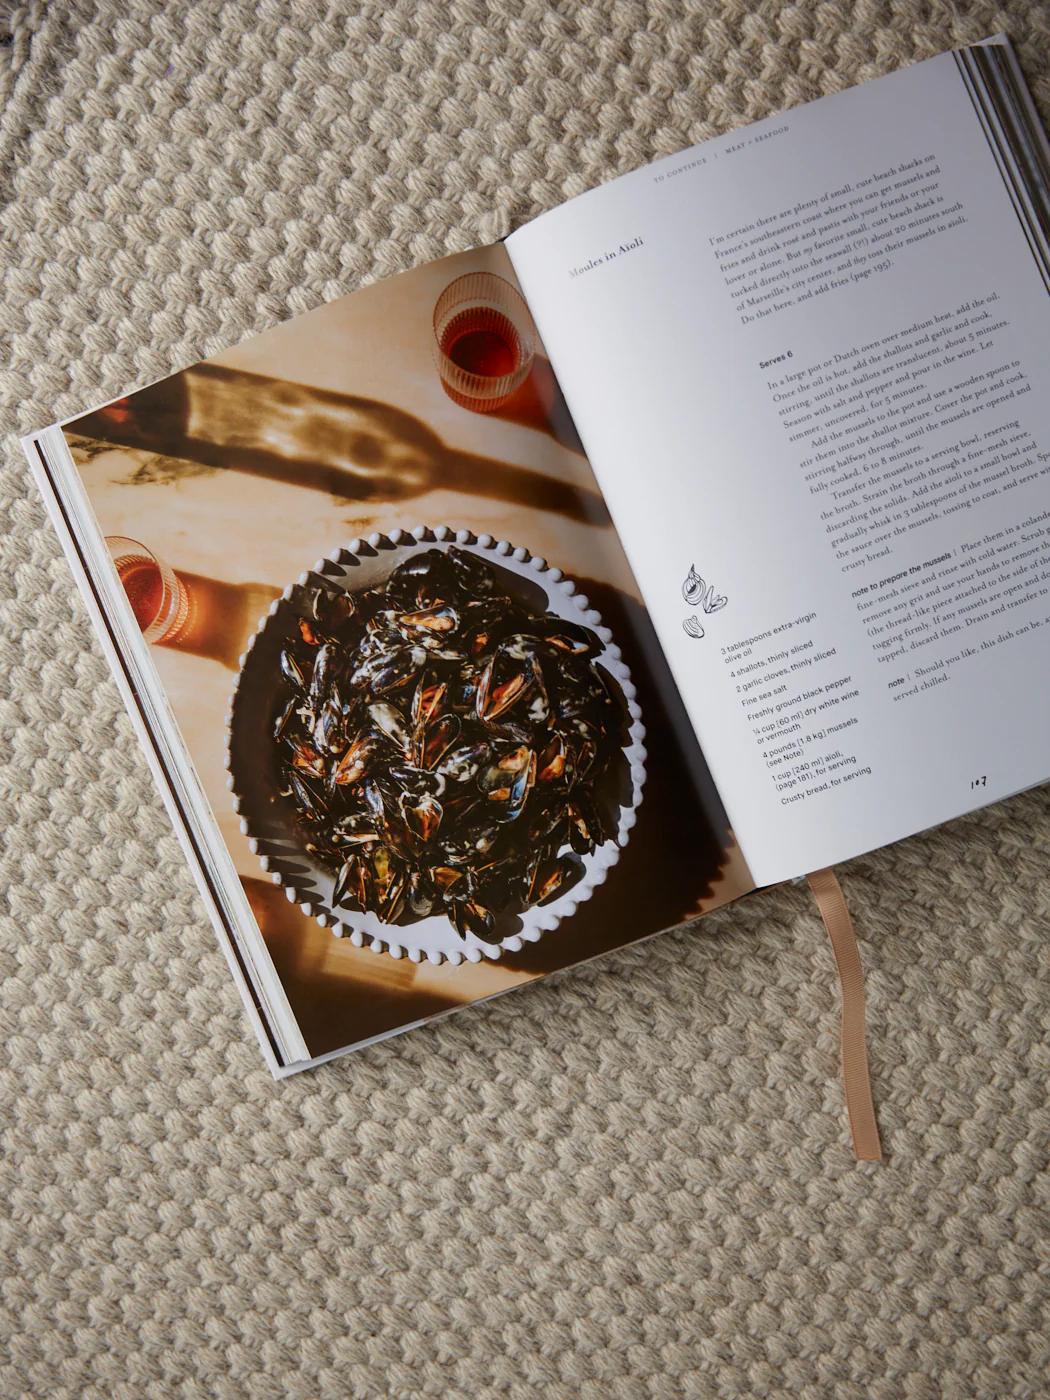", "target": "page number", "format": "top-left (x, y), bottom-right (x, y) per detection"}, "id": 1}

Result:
top-left (970, 775), bottom-right (987, 790)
